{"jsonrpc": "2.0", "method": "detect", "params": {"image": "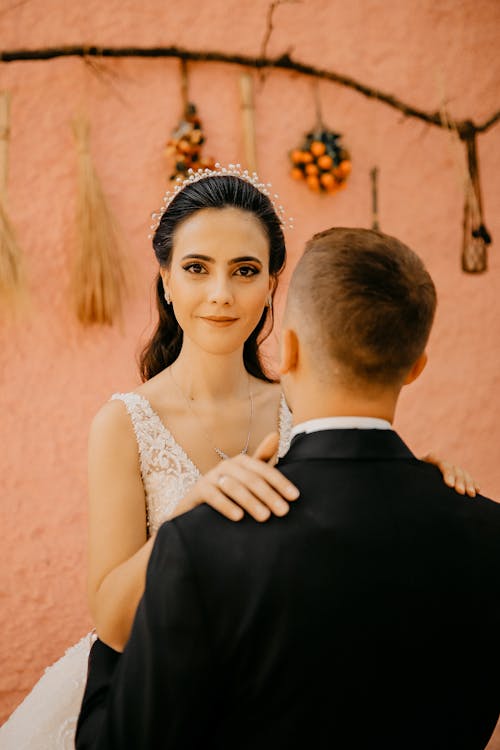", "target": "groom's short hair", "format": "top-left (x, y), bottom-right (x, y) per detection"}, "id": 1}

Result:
top-left (289, 227), bottom-right (437, 386)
